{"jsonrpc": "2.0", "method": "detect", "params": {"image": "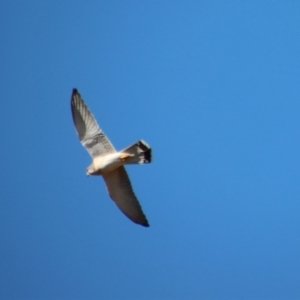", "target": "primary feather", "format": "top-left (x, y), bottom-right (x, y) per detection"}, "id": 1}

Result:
top-left (103, 167), bottom-right (149, 227)
top-left (71, 88), bottom-right (115, 158)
